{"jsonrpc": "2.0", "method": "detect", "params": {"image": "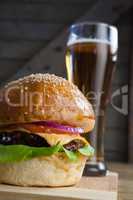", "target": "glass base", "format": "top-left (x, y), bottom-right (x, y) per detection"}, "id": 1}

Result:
top-left (83, 161), bottom-right (107, 176)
